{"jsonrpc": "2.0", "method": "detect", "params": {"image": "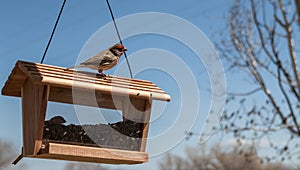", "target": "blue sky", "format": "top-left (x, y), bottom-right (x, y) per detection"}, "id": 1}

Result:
top-left (0, 0), bottom-right (245, 169)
